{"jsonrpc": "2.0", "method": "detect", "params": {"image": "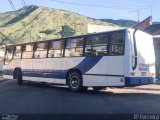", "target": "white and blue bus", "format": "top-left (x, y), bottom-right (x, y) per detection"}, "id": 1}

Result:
top-left (3, 28), bottom-right (155, 91)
